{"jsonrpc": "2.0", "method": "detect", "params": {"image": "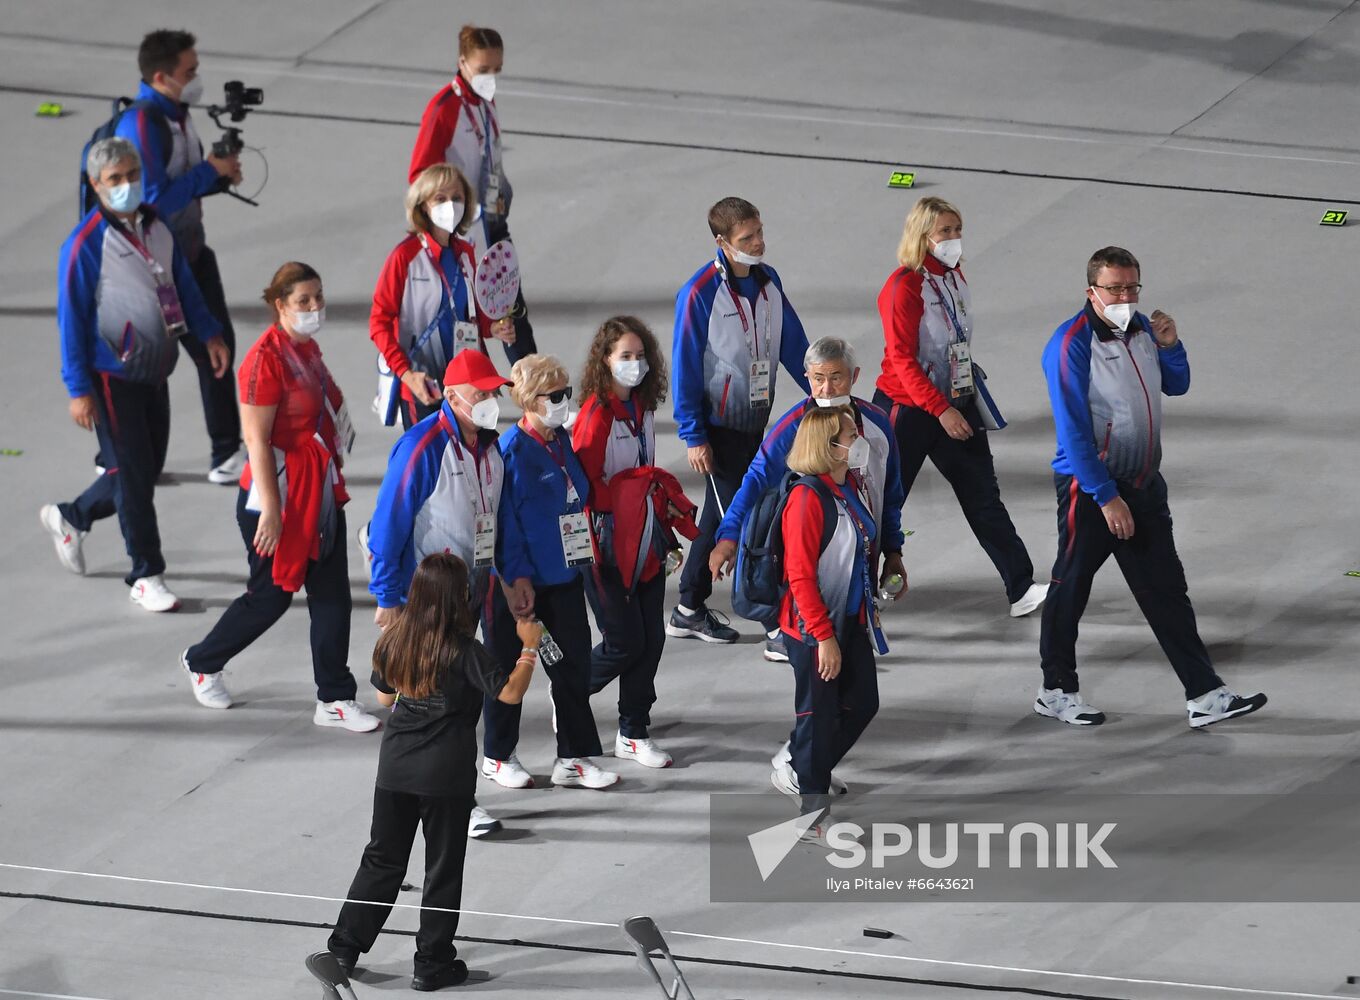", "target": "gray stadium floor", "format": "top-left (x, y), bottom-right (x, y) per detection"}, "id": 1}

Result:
top-left (2, 2), bottom-right (1359, 998)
